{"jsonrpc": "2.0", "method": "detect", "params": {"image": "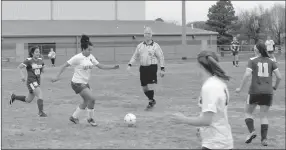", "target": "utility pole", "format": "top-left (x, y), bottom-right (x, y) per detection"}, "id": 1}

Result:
top-left (115, 0), bottom-right (118, 20)
top-left (51, 0), bottom-right (54, 20)
top-left (182, 0), bottom-right (187, 45)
